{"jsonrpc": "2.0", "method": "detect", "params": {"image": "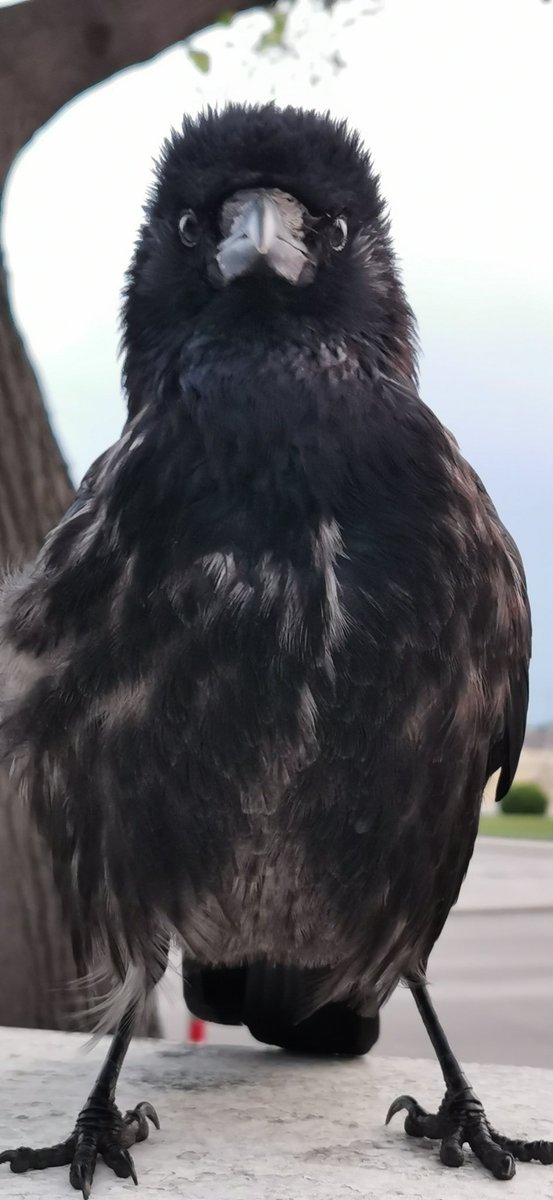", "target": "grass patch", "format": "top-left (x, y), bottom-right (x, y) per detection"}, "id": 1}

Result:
top-left (479, 813), bottom-right (553, 840)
